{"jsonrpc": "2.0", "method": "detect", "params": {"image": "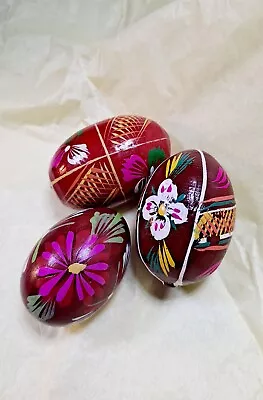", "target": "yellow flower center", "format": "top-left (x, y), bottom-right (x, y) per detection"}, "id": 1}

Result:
top-left (68, 262), bottom-right (86, 274)
top-left (158, 203), bottom-right (166, 216)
